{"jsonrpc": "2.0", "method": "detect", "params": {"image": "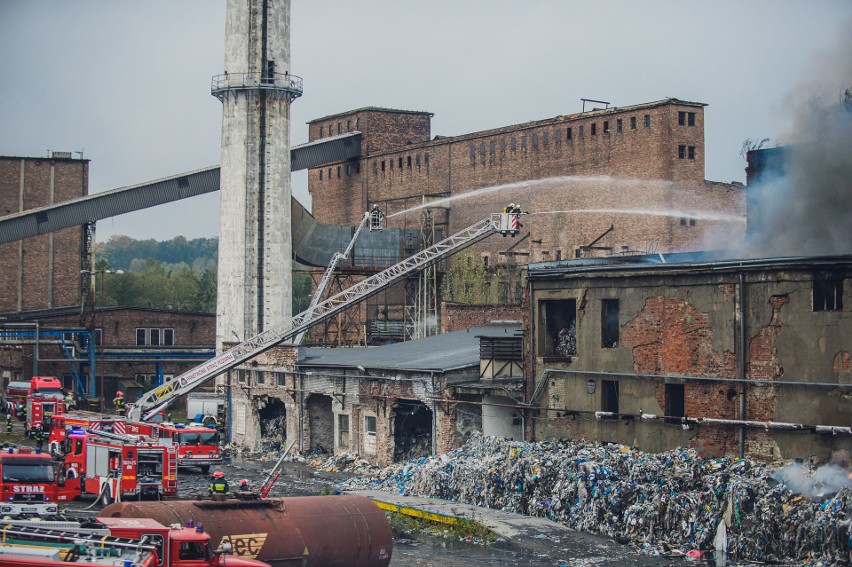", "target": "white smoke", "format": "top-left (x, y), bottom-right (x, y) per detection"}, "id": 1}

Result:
top-left (774, 462), bottom-right (852, 501)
